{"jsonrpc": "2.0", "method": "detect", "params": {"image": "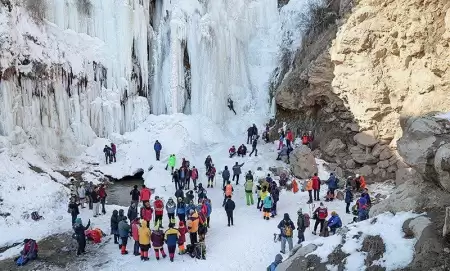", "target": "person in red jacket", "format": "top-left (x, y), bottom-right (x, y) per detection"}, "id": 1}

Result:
top-left (140, 202), bottom-right (153, 226)
top-left (178, 221), bottom-right (187, 254)
top-left (140, 185), bottom-right (151, 203)
top-left (154, 196), bottom-right (164, 227)
top-left (312, 173), bottom-right (321, 201)
top-left (229, 145), bottom-right (236, 158)
top-left (286, 129), bottom-right (294, 149)
top-left (110, 143), bottom-right (117, 162)
top-left (99, 184), bottom-right (107, 215)
top-left (312, 202), bottom-right (328, 235)
top-left (131, 218), bottom-right (140, 256)
top-left (191, 166), bottom-right (199, 190)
